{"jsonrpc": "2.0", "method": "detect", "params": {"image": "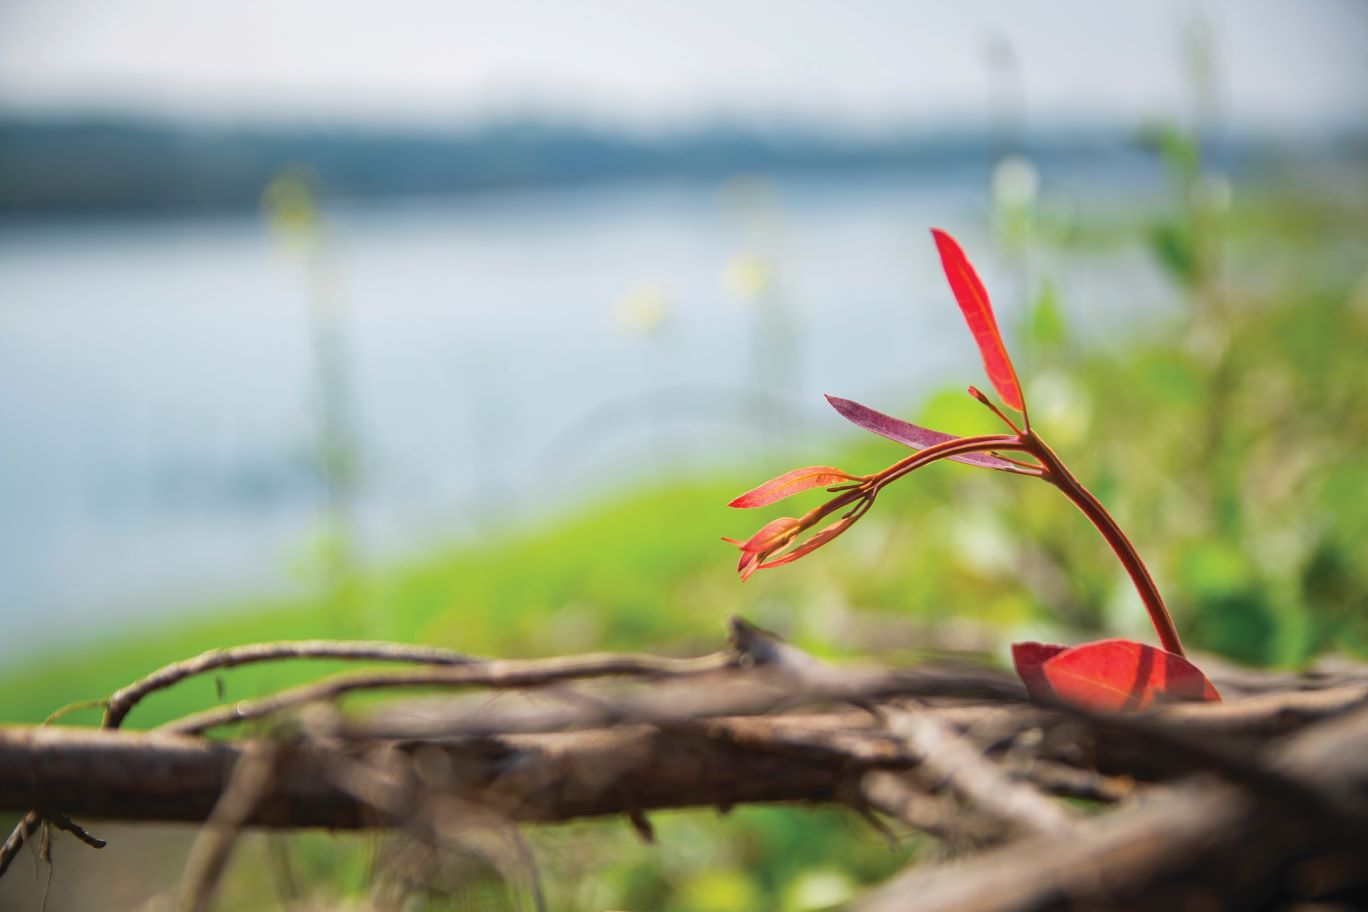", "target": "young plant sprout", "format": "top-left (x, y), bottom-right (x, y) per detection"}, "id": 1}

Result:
top-left (726, 229), bottom-right (1220, 710)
